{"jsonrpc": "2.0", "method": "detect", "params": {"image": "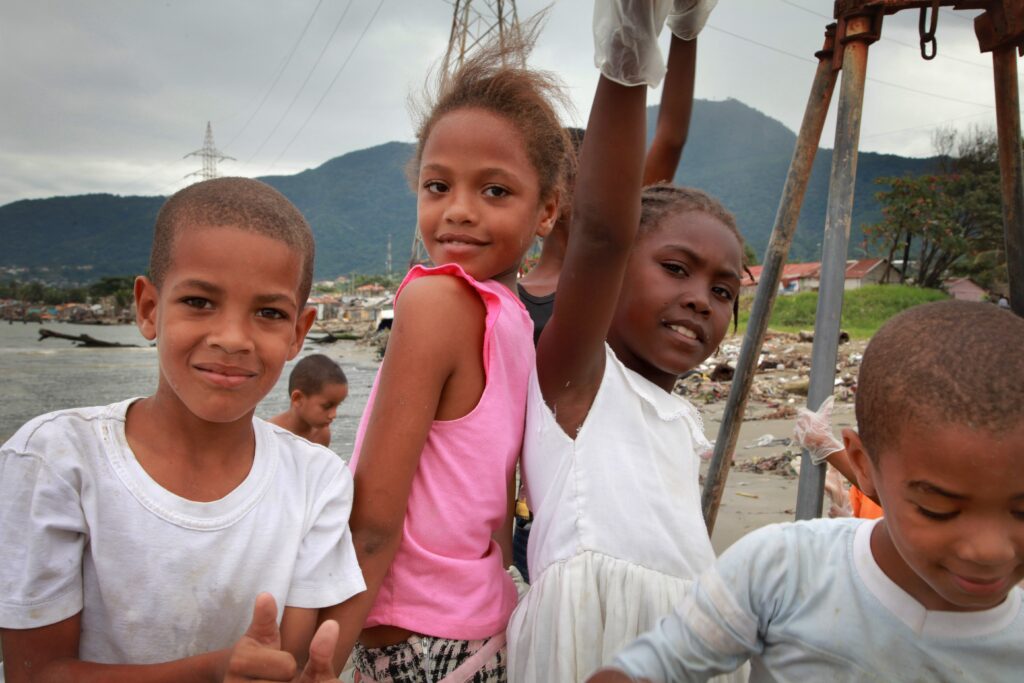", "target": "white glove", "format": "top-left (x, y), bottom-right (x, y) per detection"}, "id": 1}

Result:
top-left (666, 0), bottom-right (719, 40)
top-left (593, 0), bottom-right (672, 87)
top-left (793, 396), bottom-right (845, 465)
